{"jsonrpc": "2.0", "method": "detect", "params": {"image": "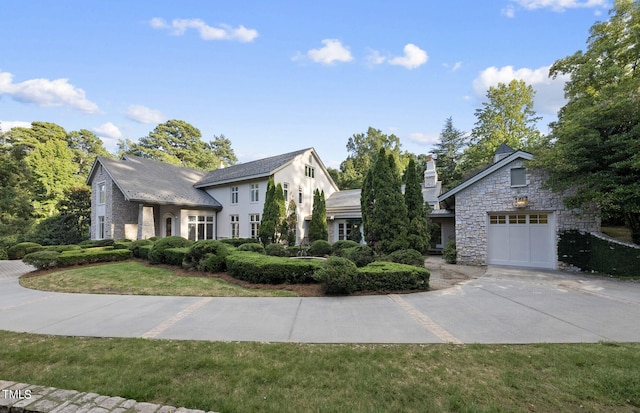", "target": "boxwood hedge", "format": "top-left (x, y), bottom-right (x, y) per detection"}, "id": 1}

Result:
top-left (357, 261), bottom-right (430, 292)
top-left (226, 251), bottom-right (323, 284)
